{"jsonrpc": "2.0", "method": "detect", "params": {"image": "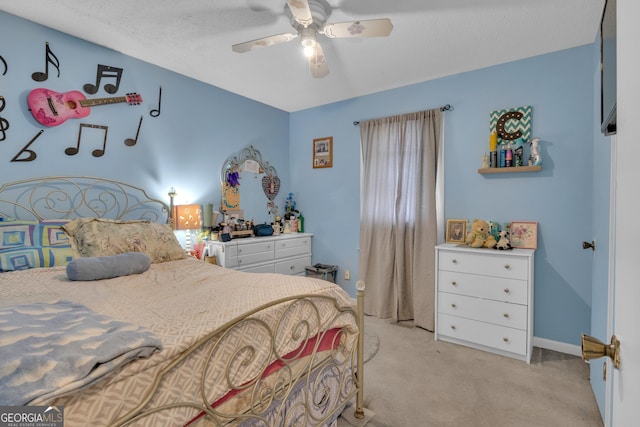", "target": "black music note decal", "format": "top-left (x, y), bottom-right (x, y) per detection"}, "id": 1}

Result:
top-left (0, 96), bottom-right (8, 141)
top-left (66, 123), bottom-right (108, 157)
top-left (11, 130), bottom-right (44, 162)
top-left (0, 53), bottom-right (7, 76)
top-left (84, 64), bottom-right (123, 95)
top-left (125, 116), bottom-right (143, 147)
top-left (32, 42), bottom-right (60, 82)
top-left (150, 86), bottom-right (162, 117)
